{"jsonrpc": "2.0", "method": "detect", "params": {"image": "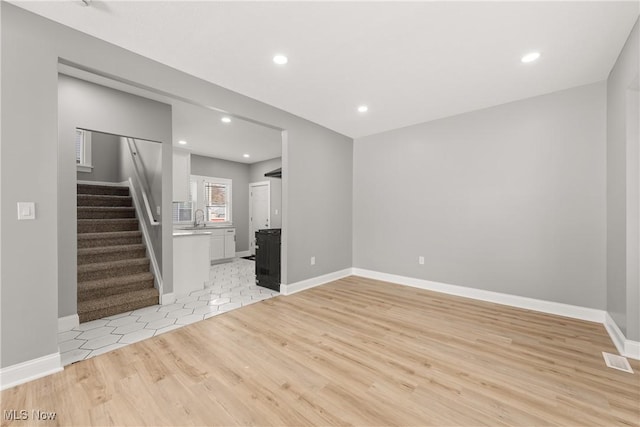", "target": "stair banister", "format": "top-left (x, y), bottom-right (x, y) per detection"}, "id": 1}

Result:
top-left (126, 138), bottom-right (160, 226)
